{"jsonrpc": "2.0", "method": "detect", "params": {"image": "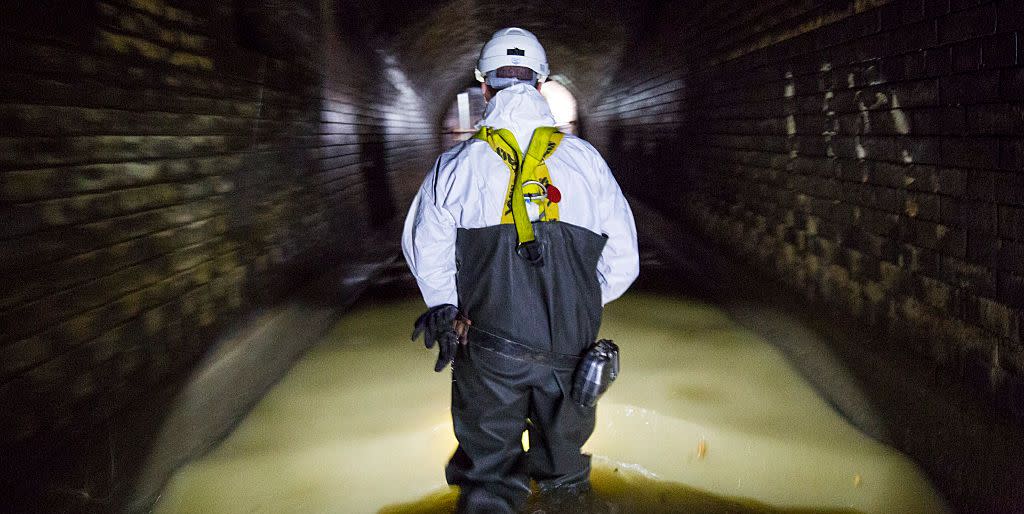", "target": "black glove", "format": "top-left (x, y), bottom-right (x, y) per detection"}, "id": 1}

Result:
top-left (411, 304), bottom-right (460, 372)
